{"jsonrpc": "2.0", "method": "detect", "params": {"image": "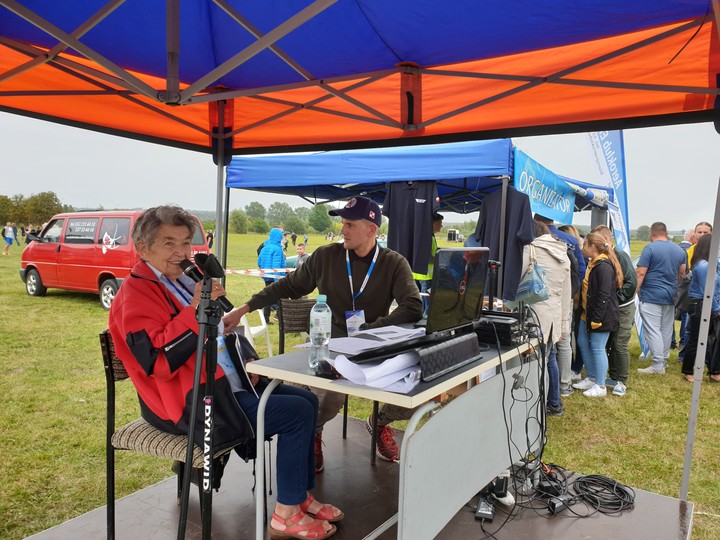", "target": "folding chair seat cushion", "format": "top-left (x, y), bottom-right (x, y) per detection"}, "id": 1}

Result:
top-left (112, 418), bottom-right (226, 468)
